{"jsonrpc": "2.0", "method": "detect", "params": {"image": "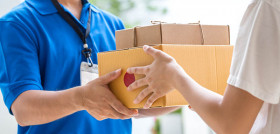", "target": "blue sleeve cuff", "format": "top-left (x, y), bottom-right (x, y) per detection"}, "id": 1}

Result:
top-left (3, 81), bottom-right (43, 115)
